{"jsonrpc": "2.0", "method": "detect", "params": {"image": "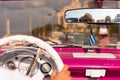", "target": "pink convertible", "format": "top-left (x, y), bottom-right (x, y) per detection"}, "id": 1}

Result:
top-left (0, 0), bottom-right (120, 79)
top-left (1, 42), bottom-right (120, 80)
